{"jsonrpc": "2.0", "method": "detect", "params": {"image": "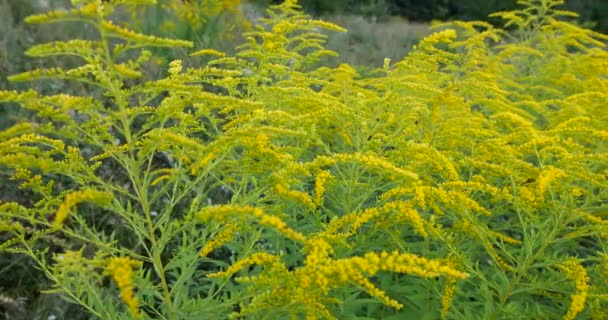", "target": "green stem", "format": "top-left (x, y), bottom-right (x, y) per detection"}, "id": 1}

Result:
top-left (95, 13), bottom-right (176, 319)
